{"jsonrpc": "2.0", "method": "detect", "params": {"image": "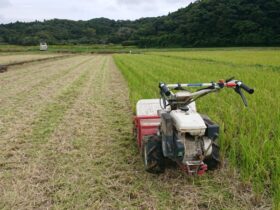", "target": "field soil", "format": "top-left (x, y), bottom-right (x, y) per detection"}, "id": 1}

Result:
top-left (0, 53), bottom-right (67, 65)
top-left (0, 55), bottom-right (270, 209)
